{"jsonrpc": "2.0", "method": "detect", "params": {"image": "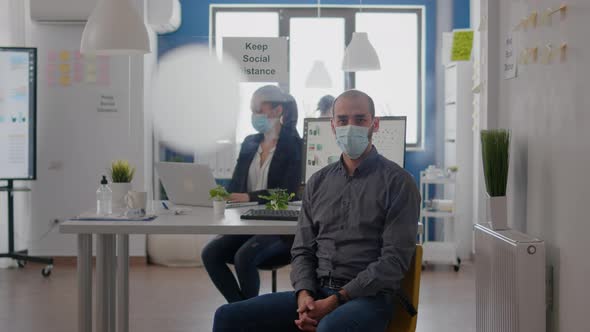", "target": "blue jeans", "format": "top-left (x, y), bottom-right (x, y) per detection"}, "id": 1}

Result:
top-left (213, 288), bottom-right (395, 332)
top-left (201, 235), bottom-right (290, 303)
